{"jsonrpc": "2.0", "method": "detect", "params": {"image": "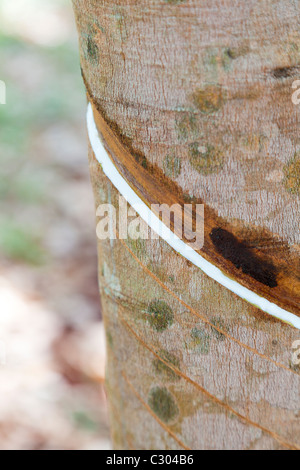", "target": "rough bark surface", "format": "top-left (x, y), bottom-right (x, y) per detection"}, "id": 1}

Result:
top-left (73, 0), bottom-right (300, 450)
